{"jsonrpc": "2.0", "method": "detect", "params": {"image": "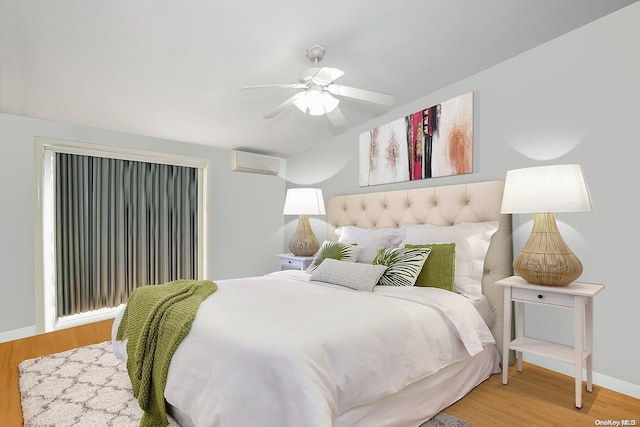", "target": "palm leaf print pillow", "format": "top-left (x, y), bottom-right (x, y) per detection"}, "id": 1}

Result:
top-left (372, 247), bottom-right (432, 286)
top-left (306, 241), bottom-right (360, 272)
